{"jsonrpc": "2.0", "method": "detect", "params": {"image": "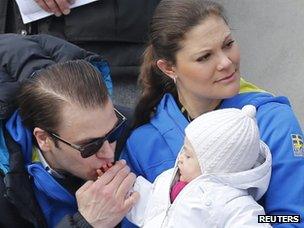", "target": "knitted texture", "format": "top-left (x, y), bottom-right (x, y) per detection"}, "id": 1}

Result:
top-left (185, 105), bottom-right (260, 174)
